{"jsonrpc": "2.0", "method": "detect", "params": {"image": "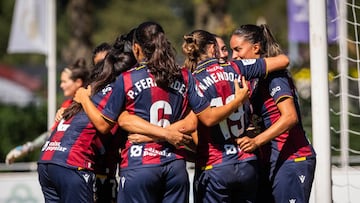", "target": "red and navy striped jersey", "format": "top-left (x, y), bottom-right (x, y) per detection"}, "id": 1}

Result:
top-left (50, 99), bottom-right (72, 131)
top-left (193, 58), bottom-right (268, 168)
top-left (38, 80), bottom-right (123, 171)
top-left (250, 70), bottom-right (316, 162)
top-left (93, 125), bottom-right (126, 178)
top-left (118, 63), bottom-right (209, 170)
